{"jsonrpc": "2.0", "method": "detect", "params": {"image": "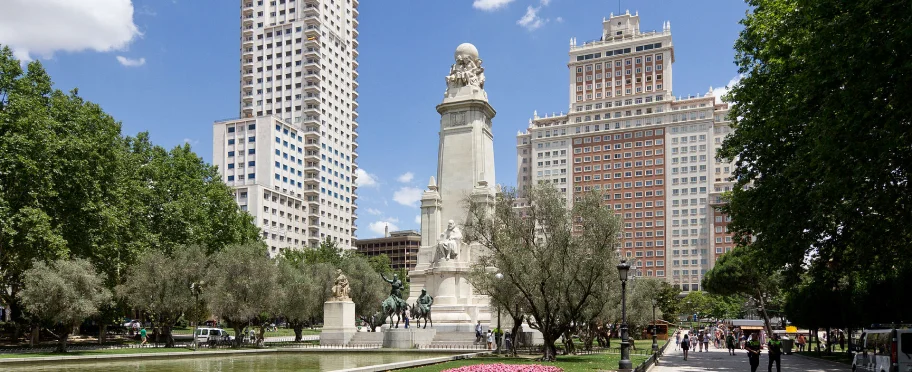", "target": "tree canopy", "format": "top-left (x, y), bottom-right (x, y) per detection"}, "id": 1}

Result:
top-left (465, 185), bottom-right (623, 361)
top-left (718, 0), bottom-right (912, 323)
